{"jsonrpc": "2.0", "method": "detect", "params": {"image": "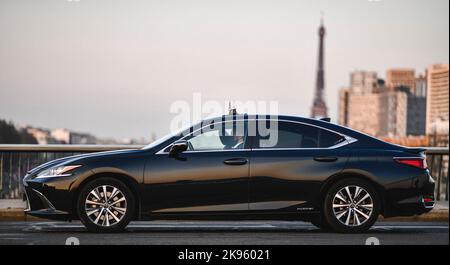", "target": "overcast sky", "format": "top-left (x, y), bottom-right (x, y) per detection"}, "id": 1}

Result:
top-left (0, 0), bottom-right (448, 140)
